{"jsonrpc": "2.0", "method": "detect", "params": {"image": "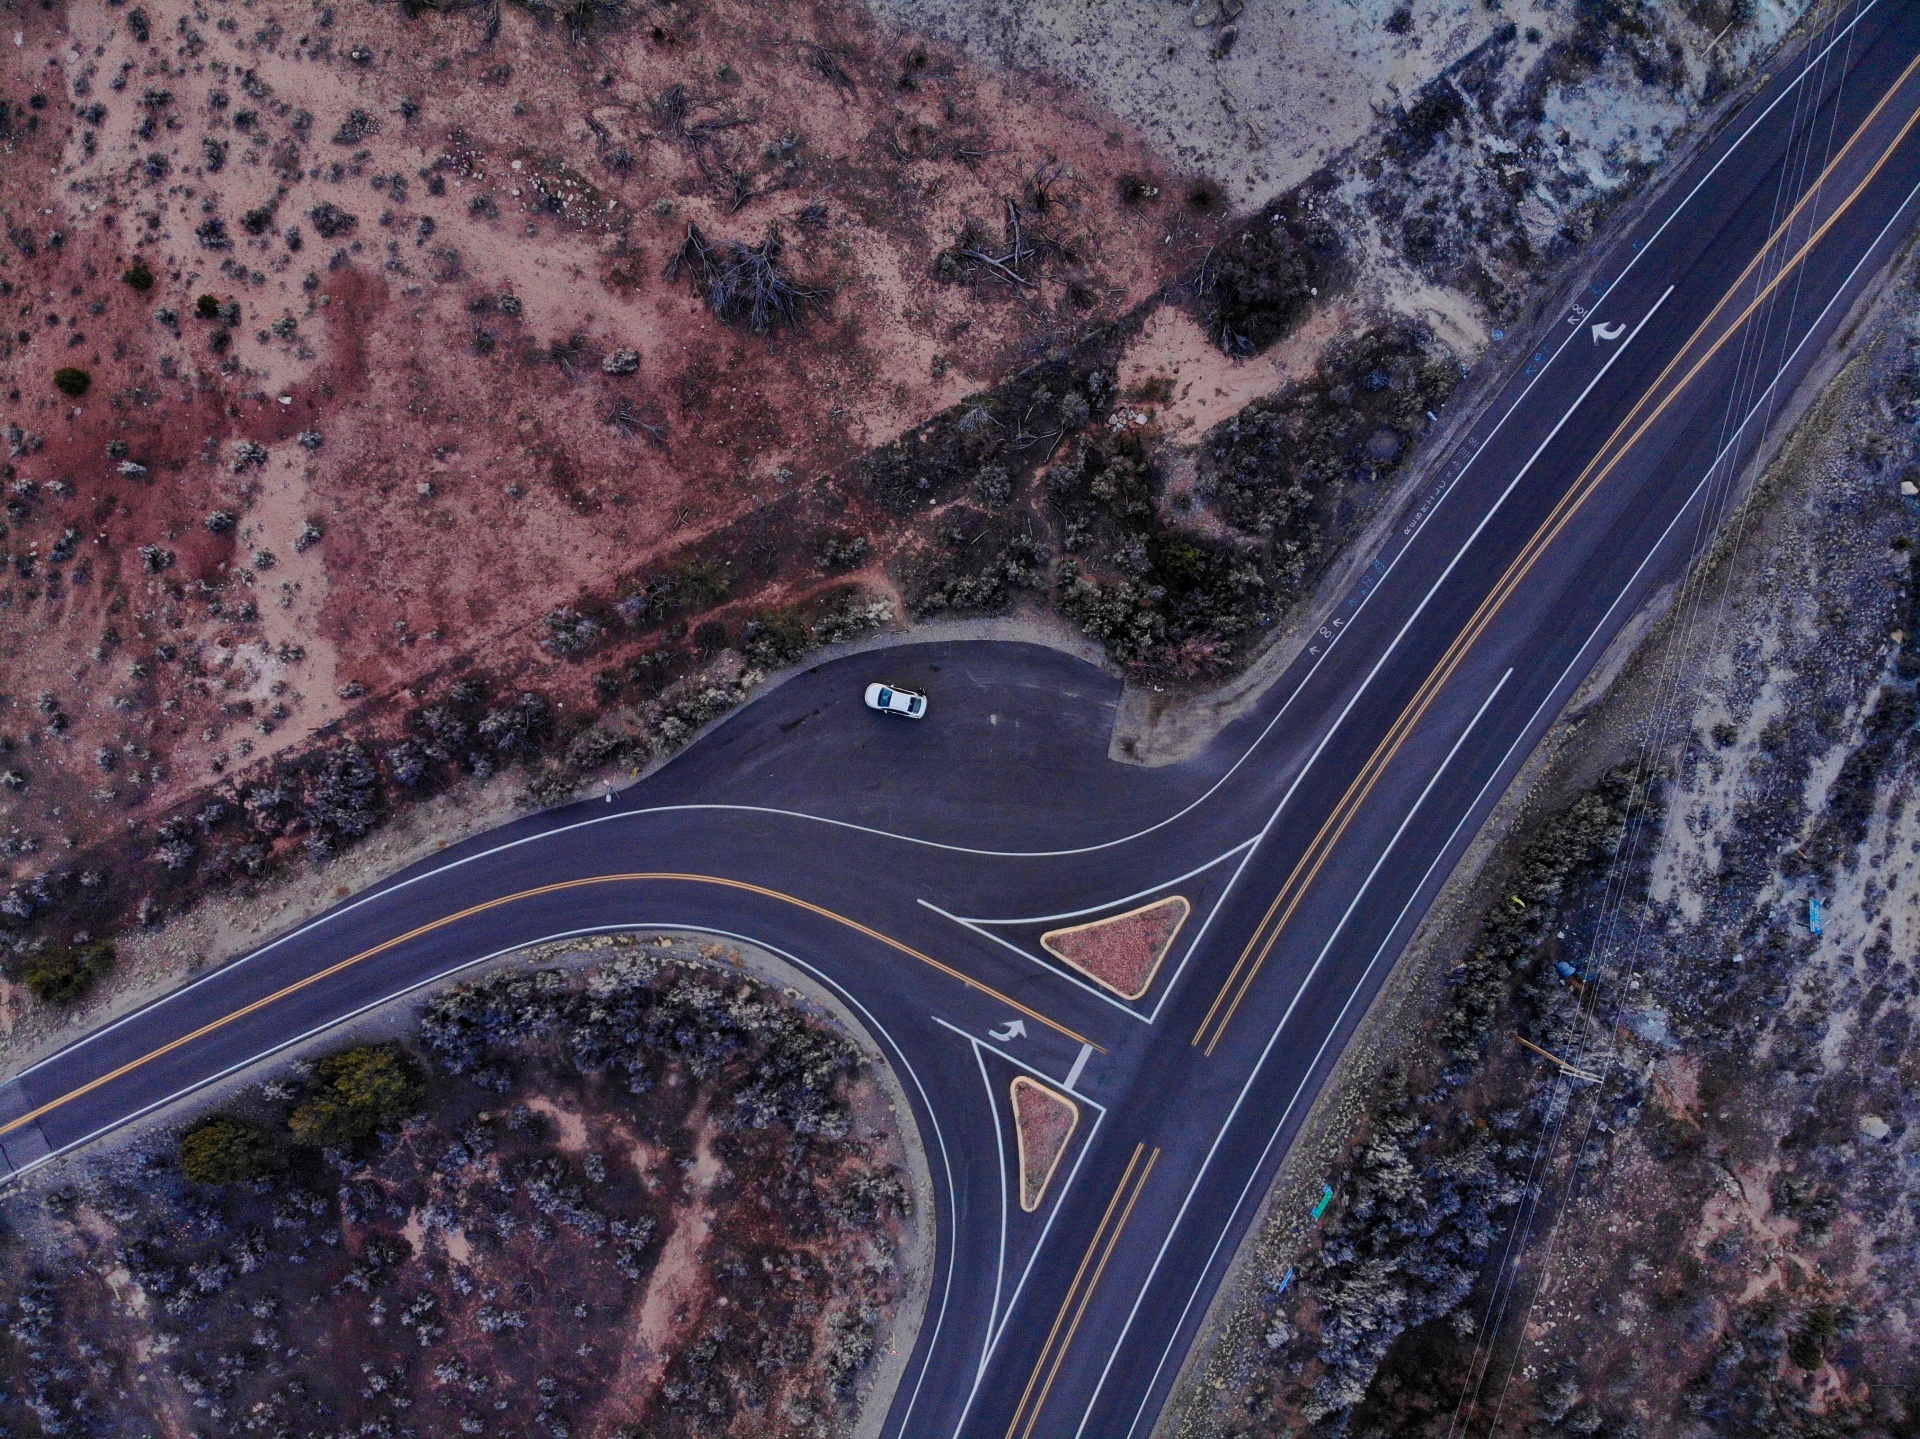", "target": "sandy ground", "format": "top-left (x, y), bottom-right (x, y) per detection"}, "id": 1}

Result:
top-left (867, 0), bottom-right (1534, 211)
top-left (0, 0), bottom-right (1206, 882)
